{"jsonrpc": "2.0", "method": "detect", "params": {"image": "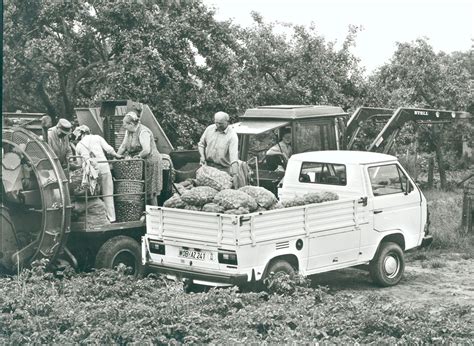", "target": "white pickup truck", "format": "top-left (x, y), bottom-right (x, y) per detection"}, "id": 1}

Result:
top-left (143, 151), bottom-right (432, 287)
